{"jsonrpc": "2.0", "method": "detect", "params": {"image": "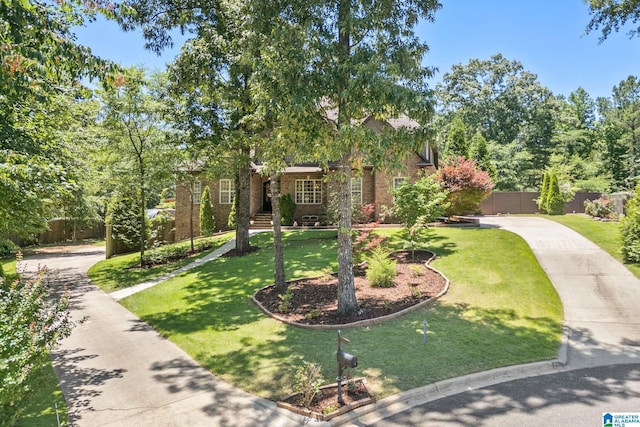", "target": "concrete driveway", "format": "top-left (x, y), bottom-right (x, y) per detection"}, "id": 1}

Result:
top-left (21, 245), bottom-right (304, 427)
top-left (335, 215), bottom-right (640, 426)
top-left (481, 216), bottom-right (640, 368)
